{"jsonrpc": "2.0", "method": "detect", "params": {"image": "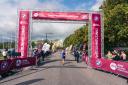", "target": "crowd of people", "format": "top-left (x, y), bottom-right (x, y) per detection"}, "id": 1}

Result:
top-left (32, 43), bottom-right (51, 65)
top-left (2, 48), bottom-right (17, 60)
top-left (72, 48), bottom-right (88, 63)
top-left (106, 50), bottom-right (127, 61)
top-left (60, 46), bottom-right (88, 65)
top-left (72, 42), bottom-right (88, 63)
